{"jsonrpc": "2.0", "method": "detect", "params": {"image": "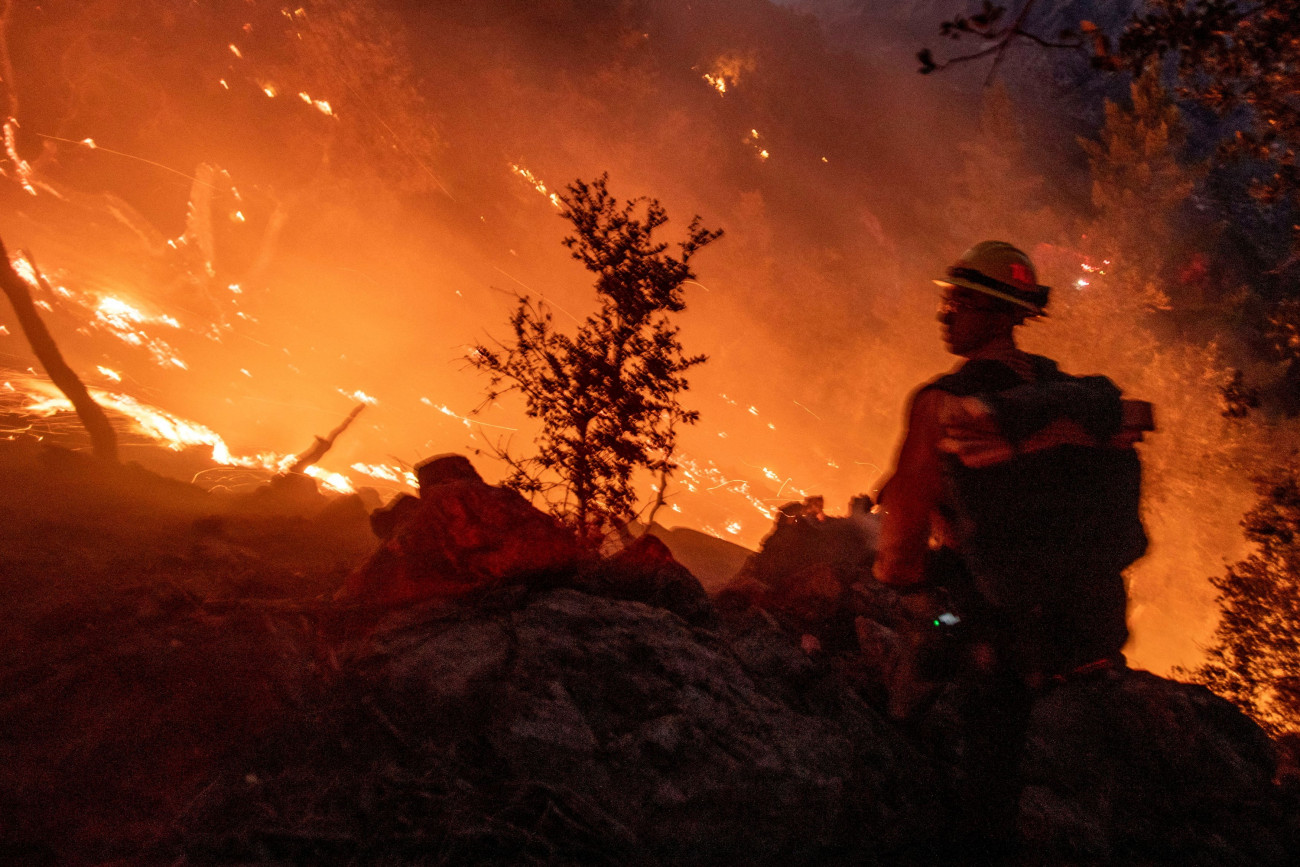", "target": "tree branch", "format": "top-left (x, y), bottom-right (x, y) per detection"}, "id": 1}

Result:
top-left (288, 402), bottom-right (365, 474)
top-left (0, 237), bottom-right (118, 462)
